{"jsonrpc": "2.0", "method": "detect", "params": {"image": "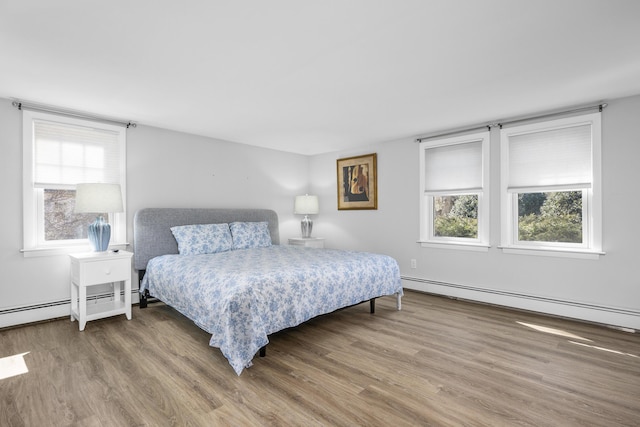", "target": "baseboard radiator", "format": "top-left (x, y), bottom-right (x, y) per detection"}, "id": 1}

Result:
top-left (0, 290), bottom-right (140, 329)
top-left (401, 275), bottom-right (639, 332)
top-left (4, 279), bottom-right (638, 332)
